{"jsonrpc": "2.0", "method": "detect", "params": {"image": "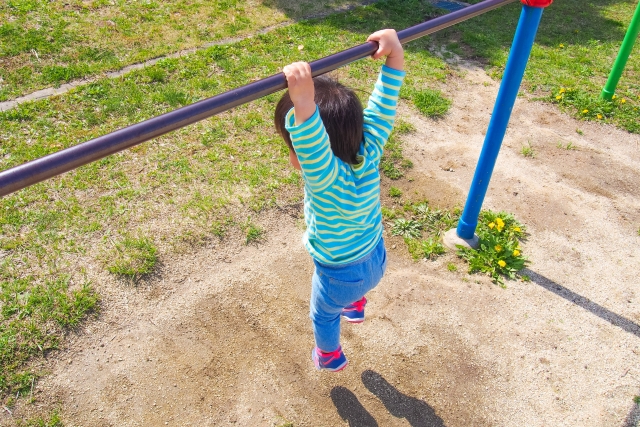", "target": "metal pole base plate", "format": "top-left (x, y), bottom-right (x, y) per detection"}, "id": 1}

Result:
top-left (443, 228), bottom-right (480, 250)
